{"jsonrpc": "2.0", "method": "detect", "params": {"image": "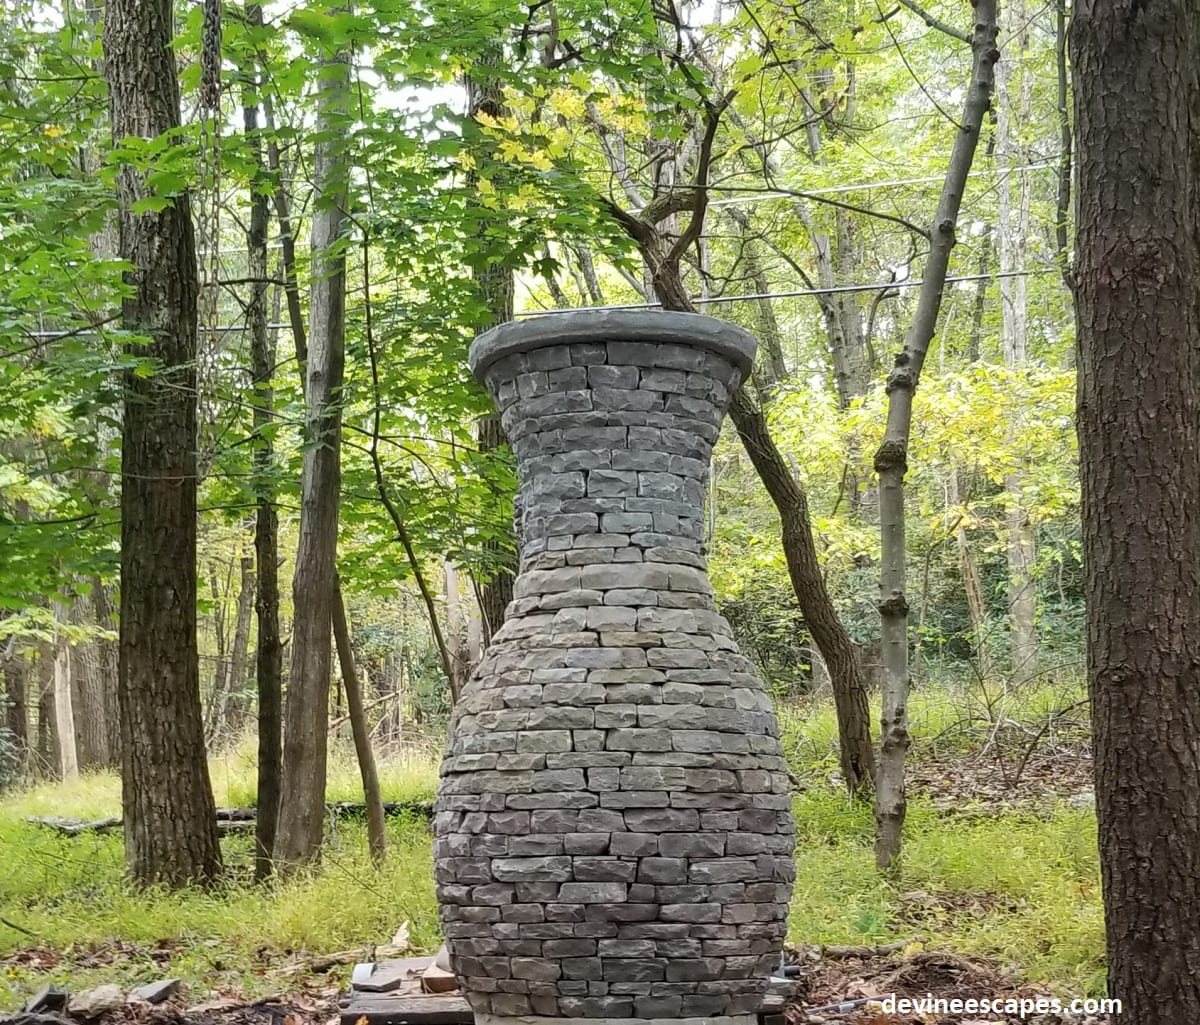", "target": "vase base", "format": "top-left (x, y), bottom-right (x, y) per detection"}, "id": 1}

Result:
top-left (476, 1014), bottom-right (760, 1025)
